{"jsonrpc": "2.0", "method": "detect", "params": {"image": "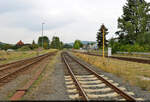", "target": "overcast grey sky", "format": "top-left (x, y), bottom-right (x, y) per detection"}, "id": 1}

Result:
top-left (0, 0), bottom-right (149, 44)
